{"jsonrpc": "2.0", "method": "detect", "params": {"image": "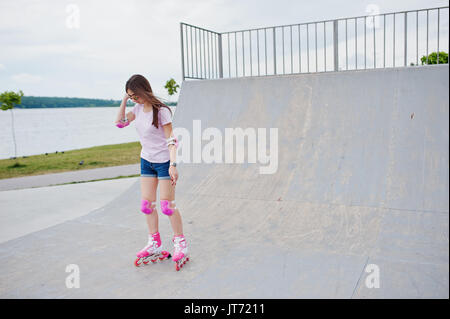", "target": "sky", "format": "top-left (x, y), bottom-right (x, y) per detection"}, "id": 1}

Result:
top-left (0, 0), bottom-right (448, 101)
